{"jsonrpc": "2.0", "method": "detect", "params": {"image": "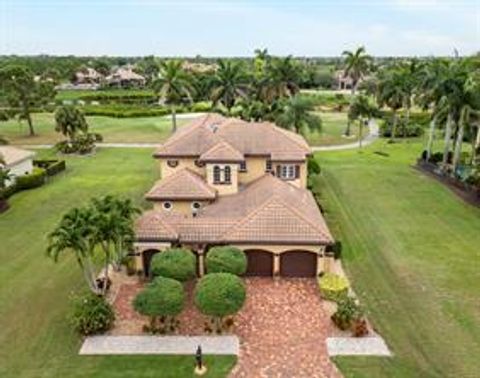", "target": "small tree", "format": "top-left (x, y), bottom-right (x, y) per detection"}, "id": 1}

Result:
top-left (70, 291), bottom-right (115, 335)
top-left (54, 105), bottom-right (89, 143)
top-left (276, 95), bottom-right (322, 135)
top-left (195, 273), bottom-right (246, 333)
top-left (206, 246), bottom-right (247, 275)
top-left (150, 248), bottom-right (196, 281)
top-left (133, 277), bottom-right (185, 334)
